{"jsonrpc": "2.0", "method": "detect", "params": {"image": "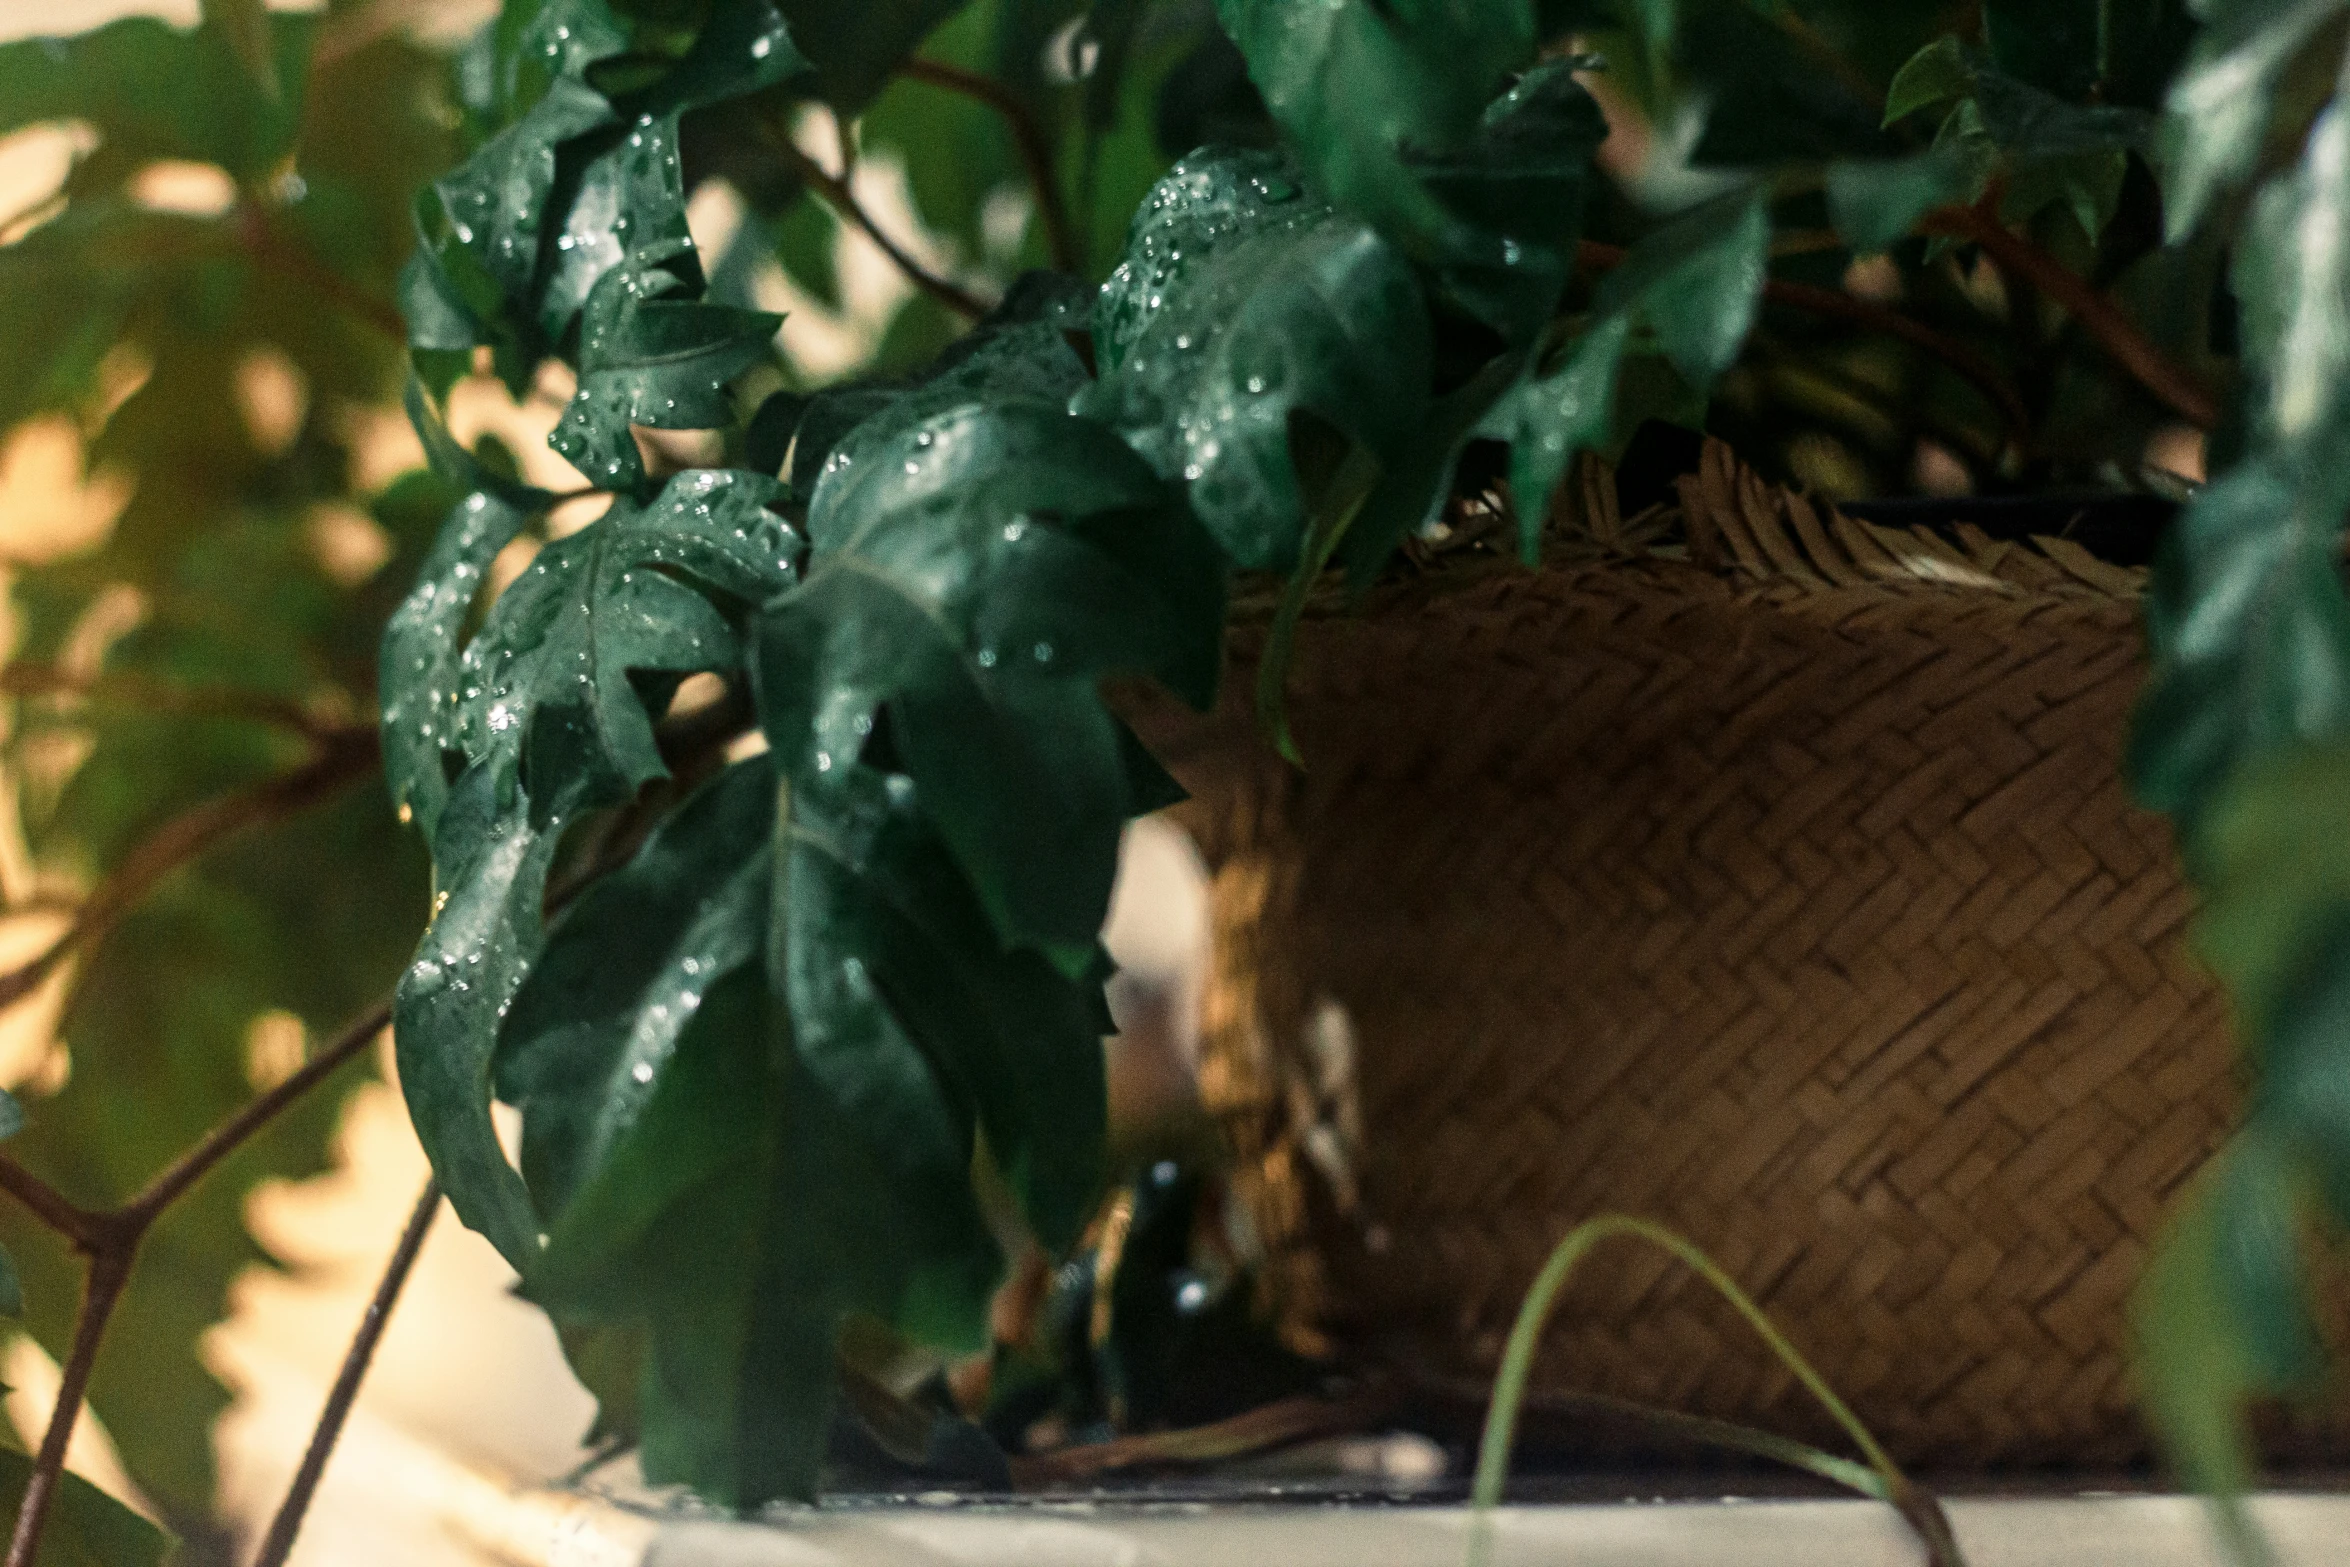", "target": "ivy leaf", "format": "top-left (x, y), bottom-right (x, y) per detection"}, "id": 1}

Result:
top-left (1408, 59), bottom-right (1610, 342)
top-left (396, 468), bottom-right (803, 1263)
top-left (780, 0), bottom-right (971, 111)
top-left (1827, 147), bottom-right (1980, 254)
top-left (759, 400), bottom-right (1222, 960)
top-left (1490, 315), bottom-right (1631, 558)
top-left (380, 382), bottom-right (550, 840)
top-left (1592, 187), bottom-right (1770, 389)
top-left (0, 1447), bottom-right (171, 1567)
top-left (1885, 35), bottom-right (1974, 125)
top-left (1214, 0), bottom-right (1538, 259)
top-left (1076, 149), bottom-right (1432, 571)
top-left (524, 952), bottom-right (998, 1505)
top-left (549, 240), bottom-right (782, 493)
top-left (0, 12), bottom-right (314, 181)
top-left (2130, 457), bottom-right (2350, 831)
top-left (2161, 0), bottom-right (2345, 240)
